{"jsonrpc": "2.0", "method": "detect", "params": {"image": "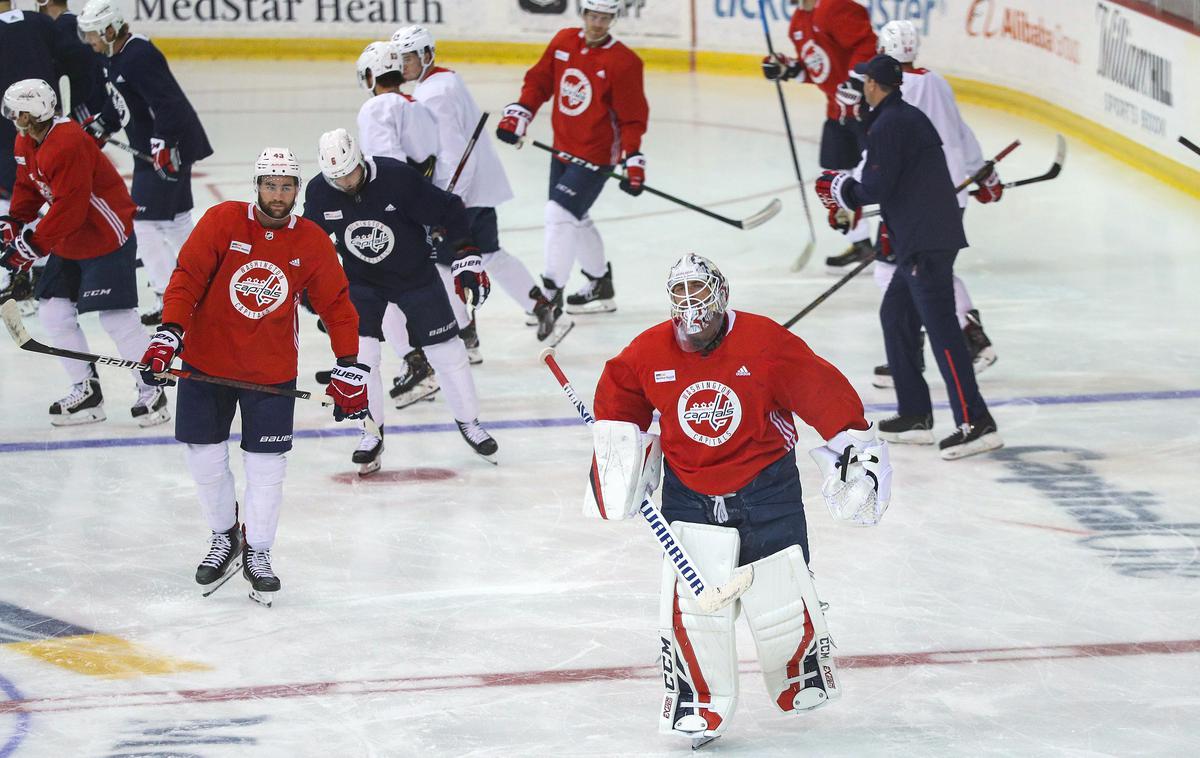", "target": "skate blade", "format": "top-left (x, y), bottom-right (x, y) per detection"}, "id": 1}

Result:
top-left (524, 314), bottom-right (539, 326)
top-left (357, 459), bottom-right (382, 477)
top-left (691, 735), bottom-right (720, 751)
top-left (541, 318), bottom-right (575, 347)
top-left (466, 348), bottom-right (483, 365)
top-left (973, 348), bottom-right (998, 374)
top-left (199, 557), bottom-right (244, 598)
top-left (940, 432), bottom-right (1004, 461)
top-left (870, 376), bottom-right (894, 389)
top-left (564, 300), bottom-right (617, 315)
top-left (50, 409), bottom-right (106, 427)
top-left (134, 408), bottom-right (171, 428)
top-left (476, 451), bottom-right (499, 466)
top-left (392, 385), bottom-right (440, 410)
top-left (248, 589), bottom-right (275, 608)
top-left (878, 429), bottom-right (935, 445)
